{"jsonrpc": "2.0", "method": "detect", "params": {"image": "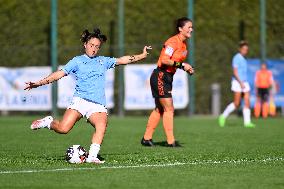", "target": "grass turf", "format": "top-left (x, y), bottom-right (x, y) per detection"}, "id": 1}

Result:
top-left (0, 115), bottom-right (283, 189)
